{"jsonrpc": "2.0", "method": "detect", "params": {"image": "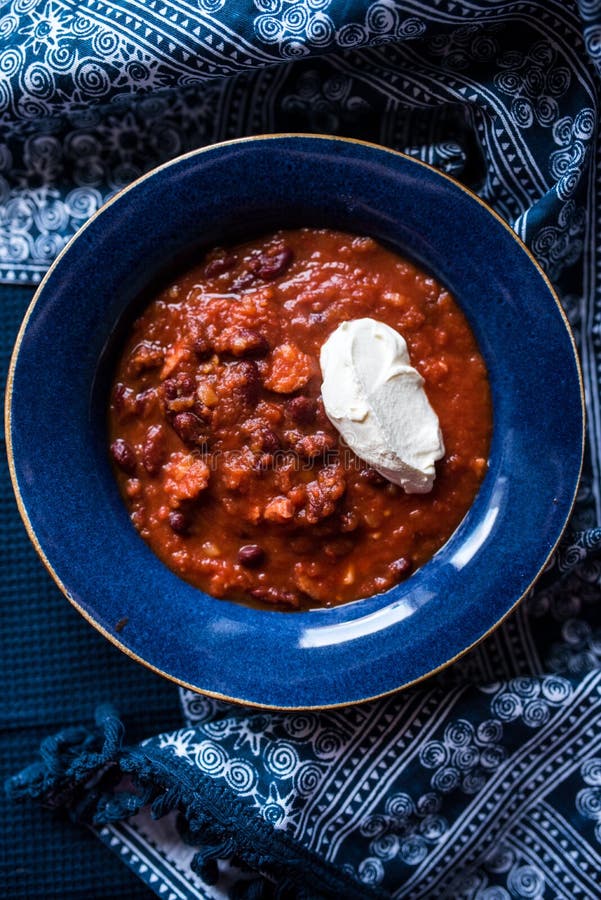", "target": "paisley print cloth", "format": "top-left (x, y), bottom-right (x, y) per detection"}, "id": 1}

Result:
top-left (6, 0), bottom-right (601, 897)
